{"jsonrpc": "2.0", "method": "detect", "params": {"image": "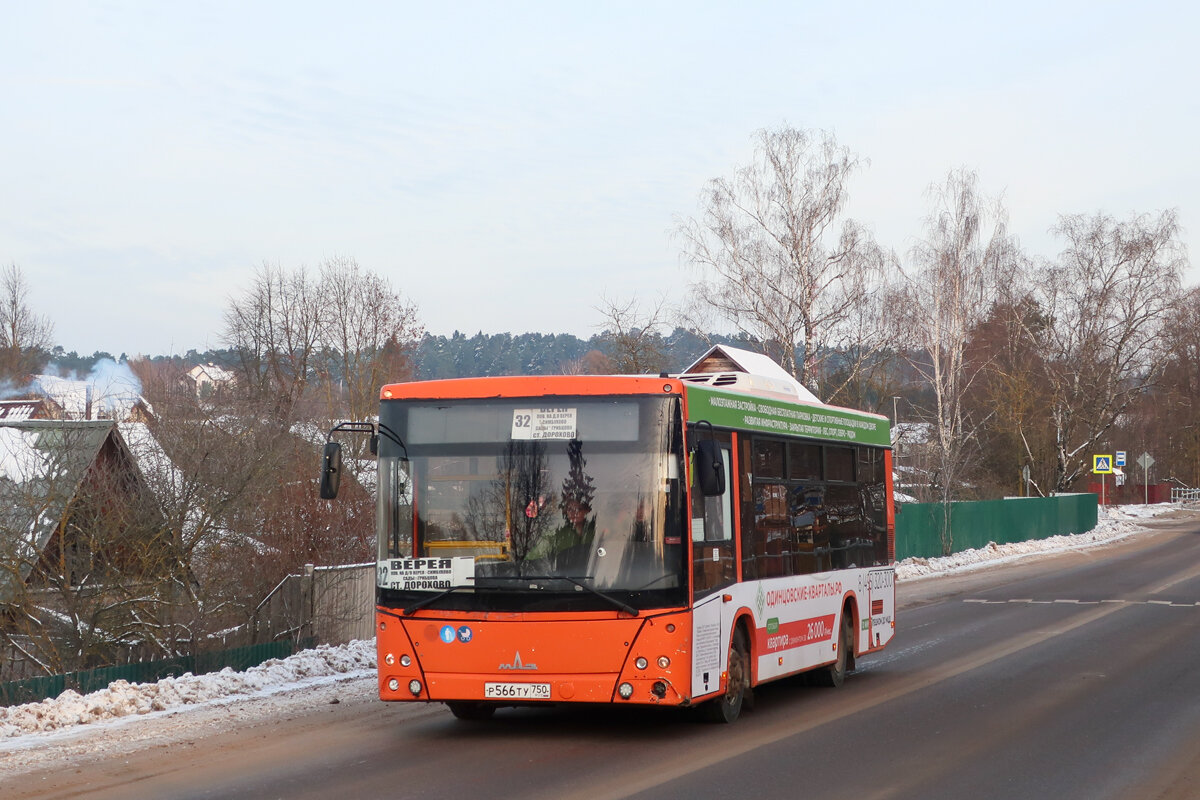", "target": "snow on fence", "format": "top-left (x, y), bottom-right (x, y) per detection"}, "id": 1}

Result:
top-left (1171, 488), bottom-right (1200, 504)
